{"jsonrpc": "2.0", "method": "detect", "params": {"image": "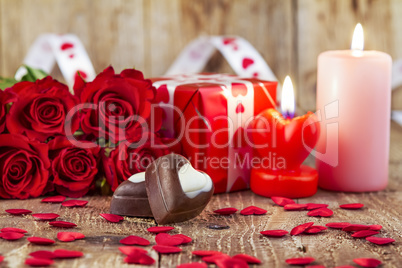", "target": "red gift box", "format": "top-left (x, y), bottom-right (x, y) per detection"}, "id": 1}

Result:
top-left (151, 74), bottom-right (277, 193)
